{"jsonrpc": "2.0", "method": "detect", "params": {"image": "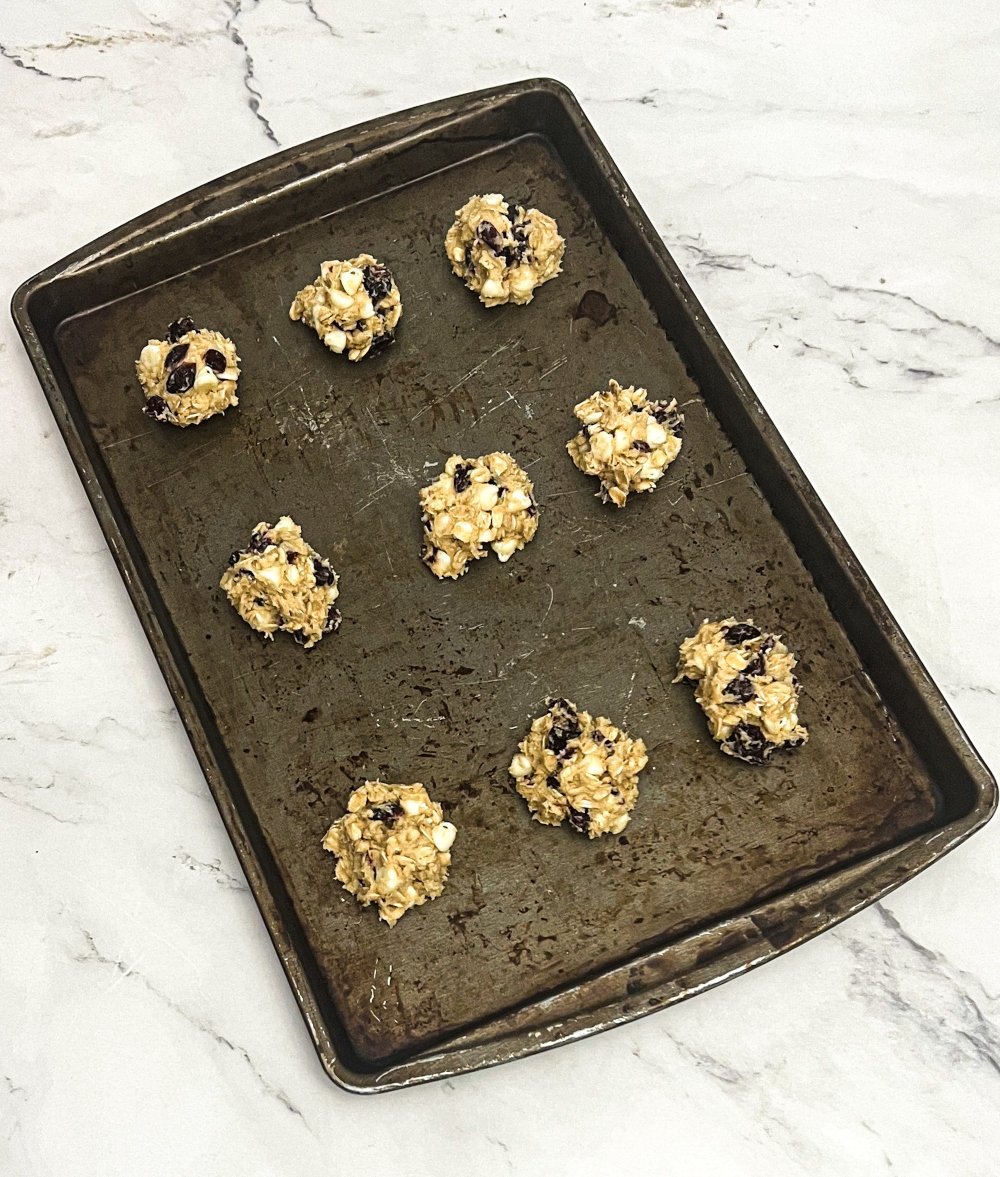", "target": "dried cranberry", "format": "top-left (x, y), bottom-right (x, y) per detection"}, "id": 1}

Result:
top-left (362, 263), bottom-right (393, 304)
top-left (312, 559), bottom-right (335, 586)
top-left (743, 638), bottom-right (774, 678)
top-left (165, 362), bottom-right (196, 394)
top-left (724, 675), bottom-right (756, 704)
top-left (452, 463), bottom-right (473, 493)
top-left (722, 722), bottom-right (770, 765)
top-left (545, 774), bottom-right (561, 790)
top-left (367, 330), bottom-right (395, 353)
top-left (227, 550), bottom-right (241, 566)
top-left (724, 622), bottom-right (761, 645)
top-left (167, 317), bottom-right (195, 342)
top-left (567, 807), bottom-right (591, 835)
top-left (526, 503), bottom-right (538, 517)
top-left (286, 550), bottom-right (298, 563)
top-left (164, 343), bottom-right (189, 369)
top-left (632, 440), bottom-right (651, 453)
top-left (143, 395), bottom-right (169, 420)
top-left (204, 348), bottom-right (227, 373)
top-left (247, 530), bottom-right (270, 554)
top-left (476, 221), bottom-right (503, 253)
top-left (370, 801), bottom-right (403, 826)
top-left (325, 606), bottom-right (342, 633)
top-left (652, 403), bottom-right (684, 436)
top-left (545, 699), bottom-right (582, 760)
